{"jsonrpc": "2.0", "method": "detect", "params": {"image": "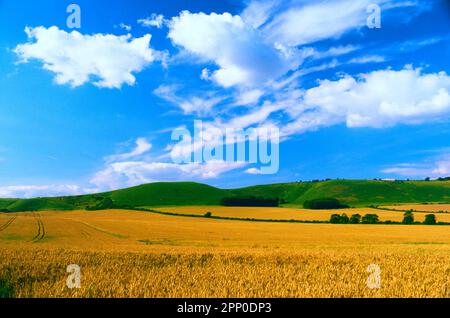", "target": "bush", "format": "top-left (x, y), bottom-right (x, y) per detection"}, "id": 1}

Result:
top-left (204, 212), bottom-right (212, 218)
top-left (349, 214), bottom-right (361, 224)
top-left (303, 198), bottom-right (348, 210)
top-left (402, 211), bottom-right (414, 224)
top-left (362, 214), bottom-right (379, 224)
top-left (423, 214), bottom-right (437, 225)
